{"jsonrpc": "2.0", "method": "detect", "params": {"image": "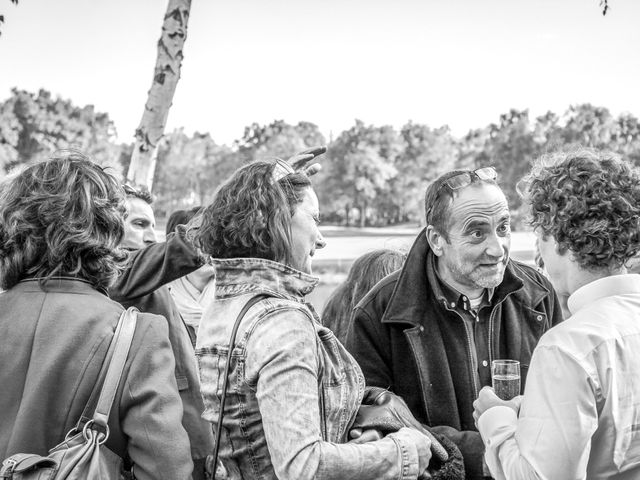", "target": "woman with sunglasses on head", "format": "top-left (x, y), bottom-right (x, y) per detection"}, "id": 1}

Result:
top-left (193, 159), bottom-right (434, 479)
